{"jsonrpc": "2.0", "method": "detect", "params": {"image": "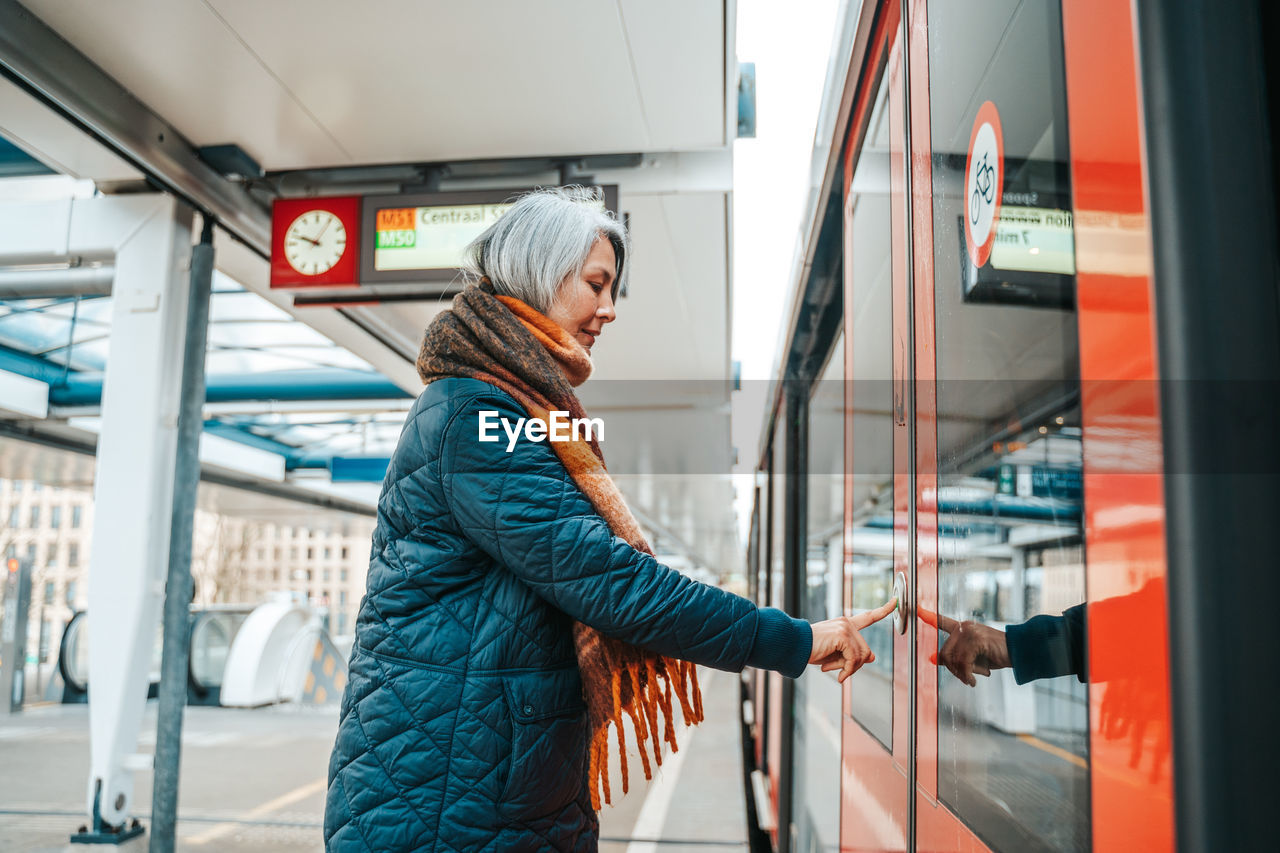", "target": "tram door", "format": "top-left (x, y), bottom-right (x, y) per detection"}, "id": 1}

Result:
top-left (839, 5), bottom-right (912, 849)
top-left (840, 0), bottom-right (1175, 851)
